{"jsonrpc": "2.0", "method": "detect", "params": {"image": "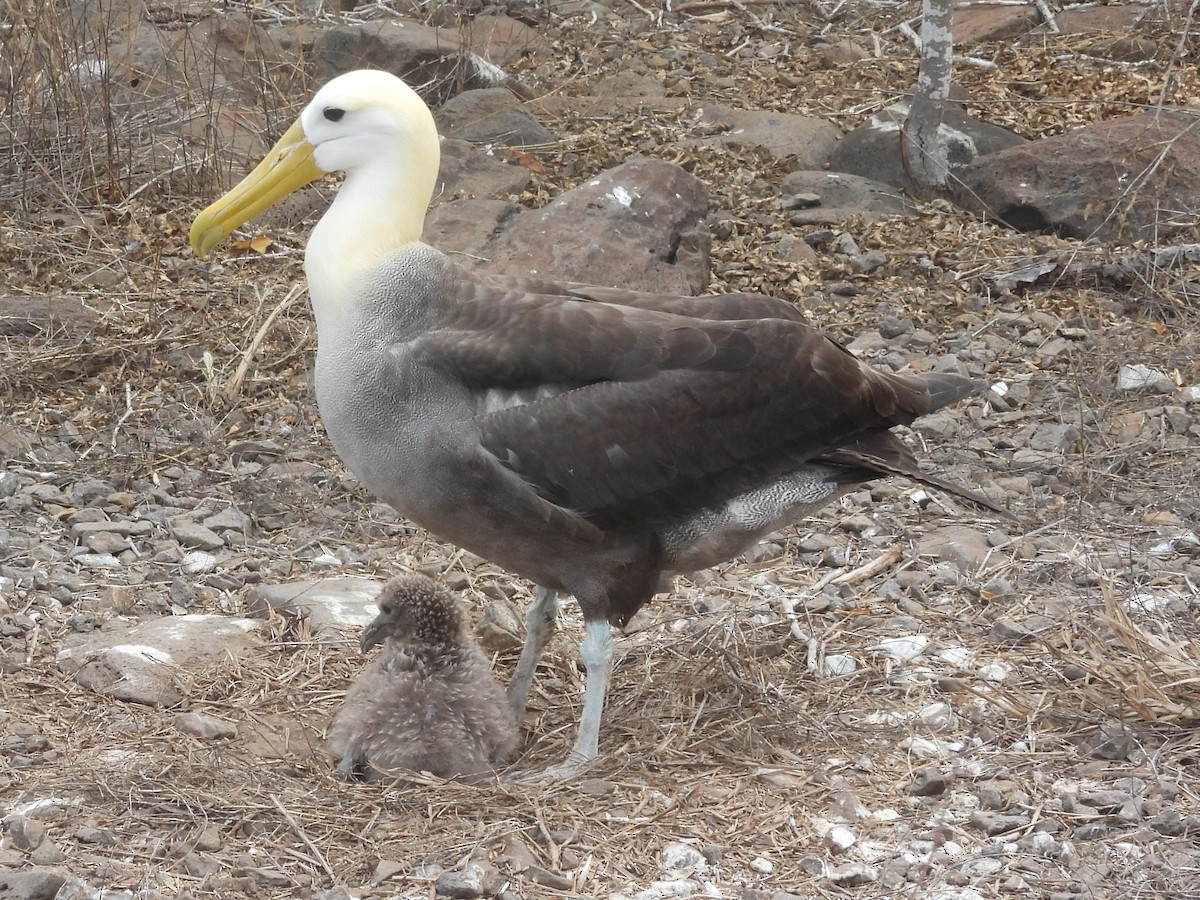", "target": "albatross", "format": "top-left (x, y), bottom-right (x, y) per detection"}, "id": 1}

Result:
top-left (191, 69), bottom-right (1005, 778)
top-left (328, 573), bottom-right (520, 781)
